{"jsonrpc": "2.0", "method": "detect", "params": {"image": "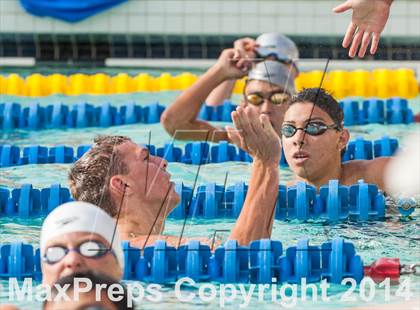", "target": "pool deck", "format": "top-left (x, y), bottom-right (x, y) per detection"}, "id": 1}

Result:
top-left (104, 58), bottom-right (420, 74)
top-left (0, 57), bottom-right (419, 75)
